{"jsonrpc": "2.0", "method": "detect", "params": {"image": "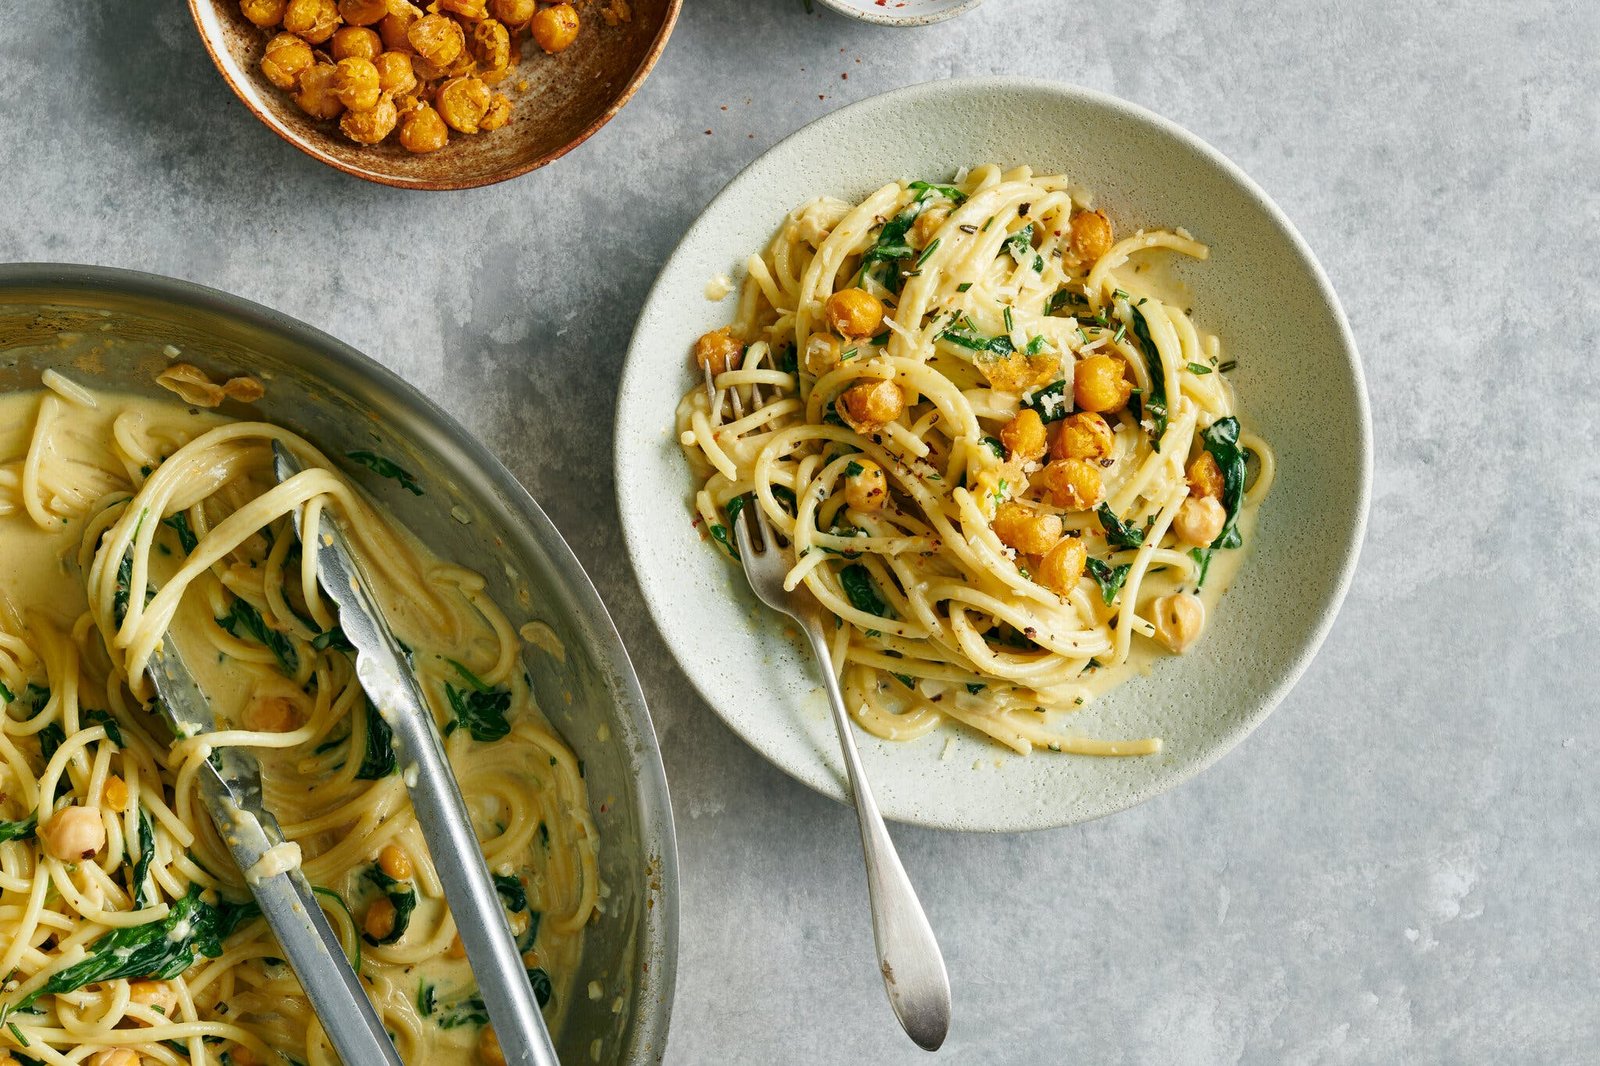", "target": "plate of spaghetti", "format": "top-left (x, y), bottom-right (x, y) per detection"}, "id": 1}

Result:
top-left (616, 79), bottom-right (1369, 831)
